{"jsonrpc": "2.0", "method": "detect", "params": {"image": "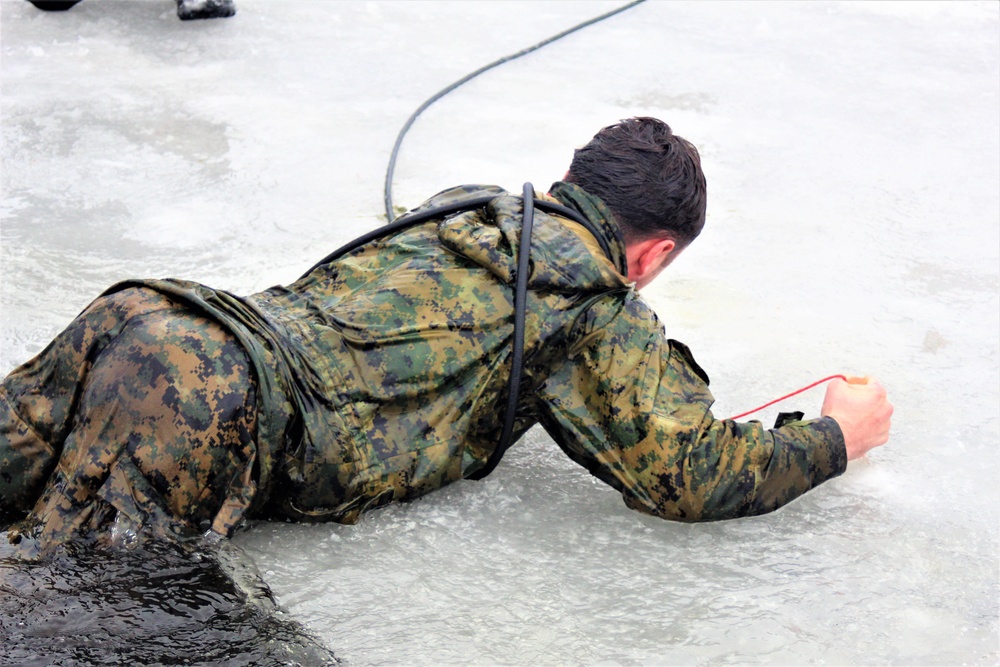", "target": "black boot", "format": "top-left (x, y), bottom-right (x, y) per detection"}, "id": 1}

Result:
top-left (26, 0), bottom-right (83, 10)
top-left (176, 0), bottom-right (235, 21)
